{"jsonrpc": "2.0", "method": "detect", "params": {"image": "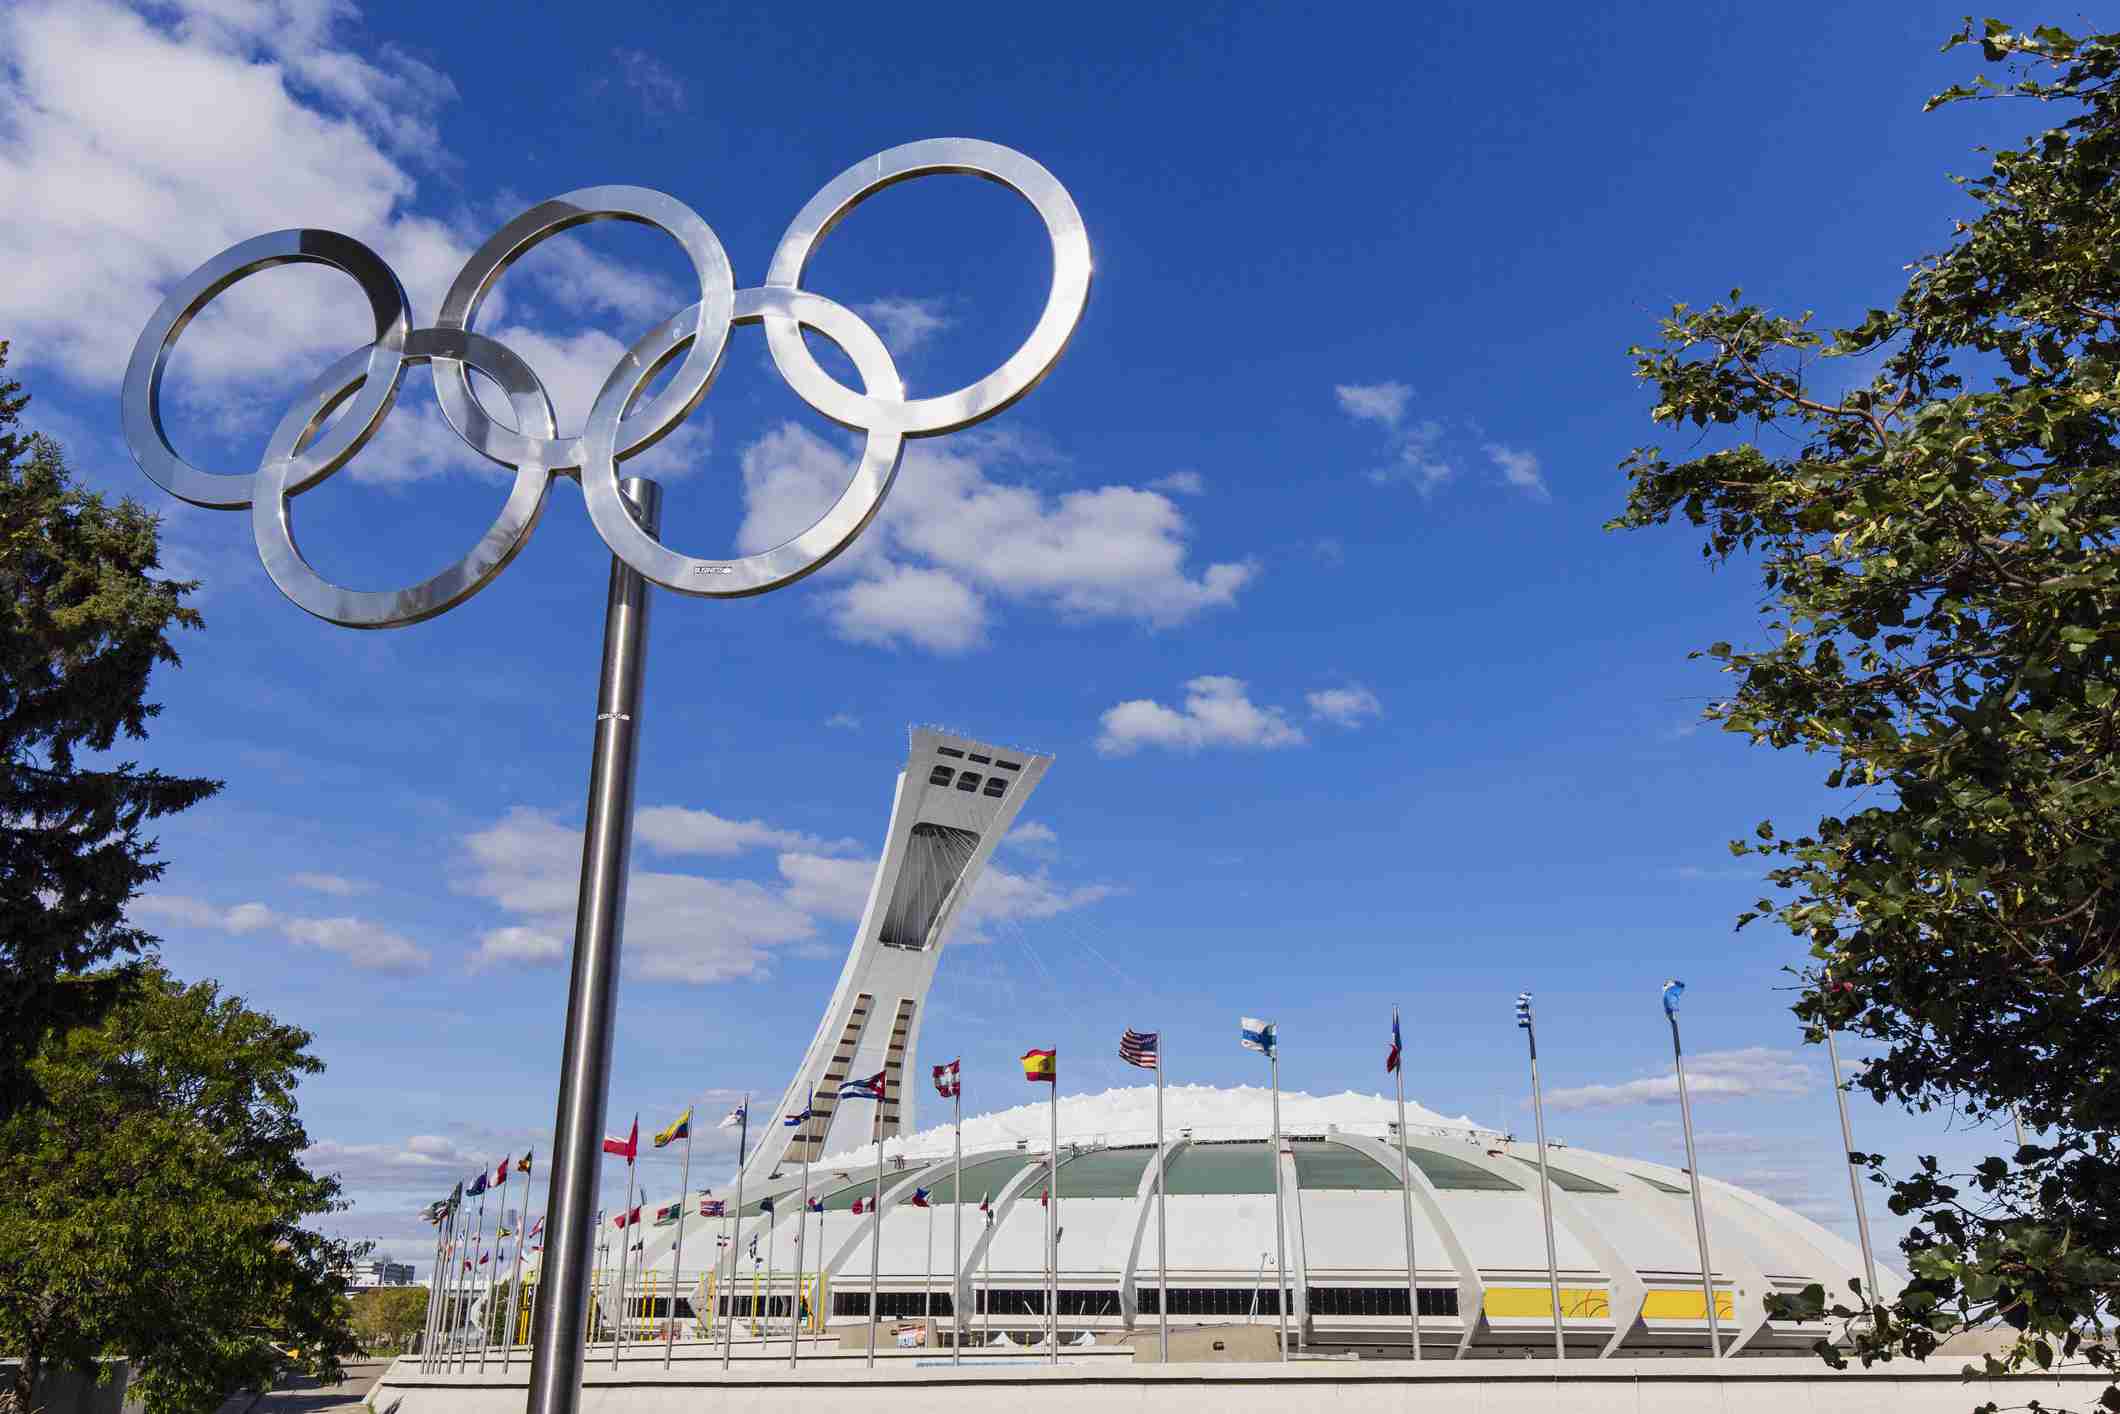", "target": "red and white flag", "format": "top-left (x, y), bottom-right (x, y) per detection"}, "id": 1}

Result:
top-left (601, 1115), bottom-right (638, 1164)
top-left (932, 1058), bottom-right (961, 1099)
